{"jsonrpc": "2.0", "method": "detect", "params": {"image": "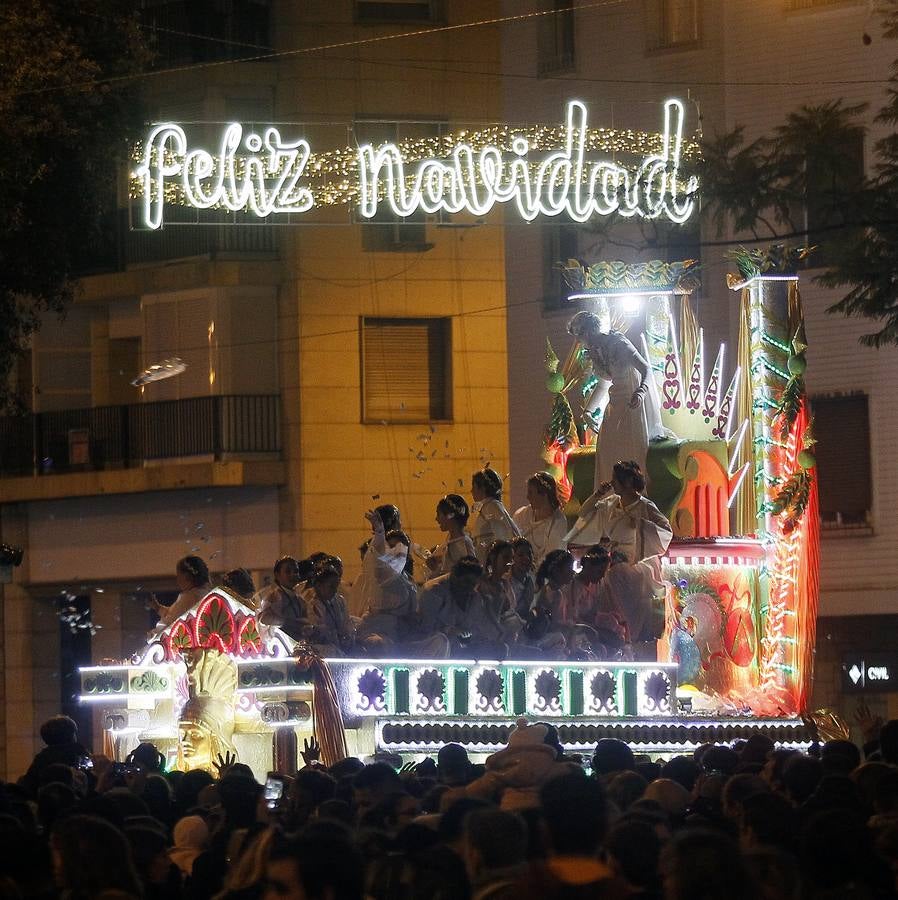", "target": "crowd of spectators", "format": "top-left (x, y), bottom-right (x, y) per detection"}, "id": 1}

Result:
top-left (5, 710), bottom-right (898, 899)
